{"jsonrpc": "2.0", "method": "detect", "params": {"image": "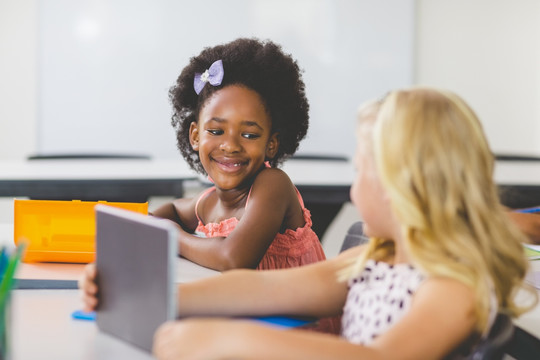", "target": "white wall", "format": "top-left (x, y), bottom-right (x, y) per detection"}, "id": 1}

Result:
top-left (0, 0), bottom-right (37, 160)
top-left (1, 0), bottom-right (540, 160)
top-left (35, 0), bottom-right (413, 159)
top-left (415, 0), bottom-right (540, 156)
